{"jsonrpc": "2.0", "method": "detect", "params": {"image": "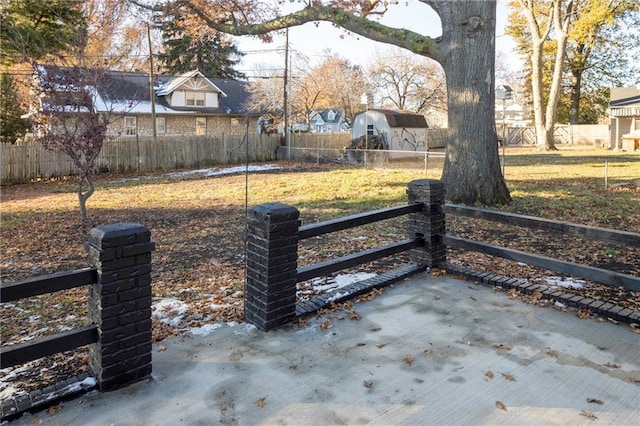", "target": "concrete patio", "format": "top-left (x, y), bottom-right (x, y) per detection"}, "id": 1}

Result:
top-left (10, 272), bottom-right (640, 425)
